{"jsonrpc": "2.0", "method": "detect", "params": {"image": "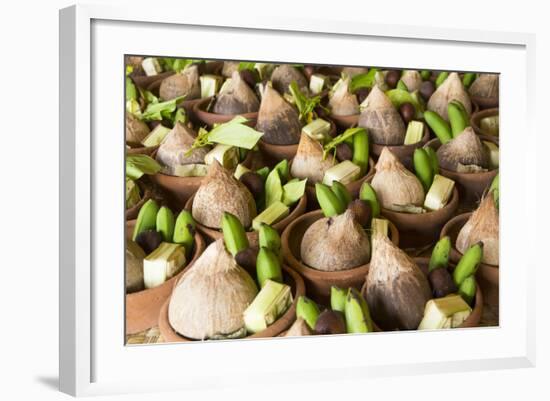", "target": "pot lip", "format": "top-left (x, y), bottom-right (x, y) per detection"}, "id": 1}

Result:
top-left (328, 112), bottom-right (360, 128)
top-left (130, 70), bottom-right (175, 89)
top-left (379, 186), bottom-right (459, 219)
top-left (470, 94), bottom-right (499, 109)
top-left (185, 191), bottom-right (308, 234)
top-left (424, 136), bottom-right (499, 177)
top-left (159, 264), bottom-right (305, 342)
top-left (371, 123), bottom-right (430, 151)
top-left (125, 229), bottom-right (206, 300)
top-left (470, 107), bottom-right (499, 137)
top-left (281, 209), bottom-right (399, 280)
top-left (193, 96), bottom-right (259, 123)
top-left (440, 212), bottom-right (500, 269)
